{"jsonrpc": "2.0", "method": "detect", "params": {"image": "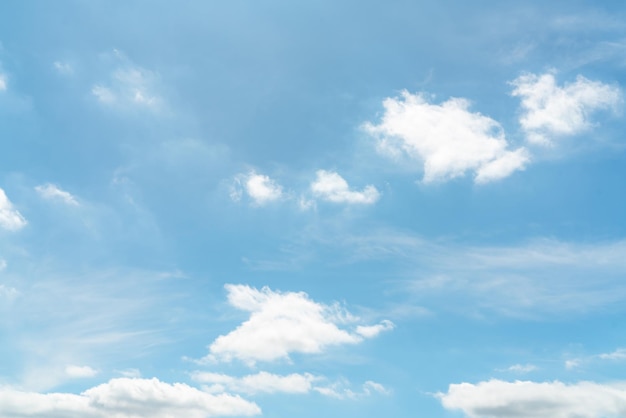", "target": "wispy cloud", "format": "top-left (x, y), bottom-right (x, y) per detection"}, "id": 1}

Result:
top-left (35, 184), bottom-right (80, 206)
